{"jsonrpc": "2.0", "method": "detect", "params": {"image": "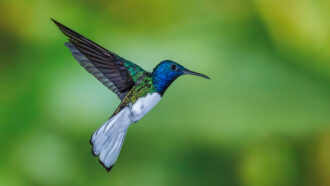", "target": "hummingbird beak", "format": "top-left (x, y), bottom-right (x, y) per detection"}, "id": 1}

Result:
top-left (183, 69), bottom-right (210, 79)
